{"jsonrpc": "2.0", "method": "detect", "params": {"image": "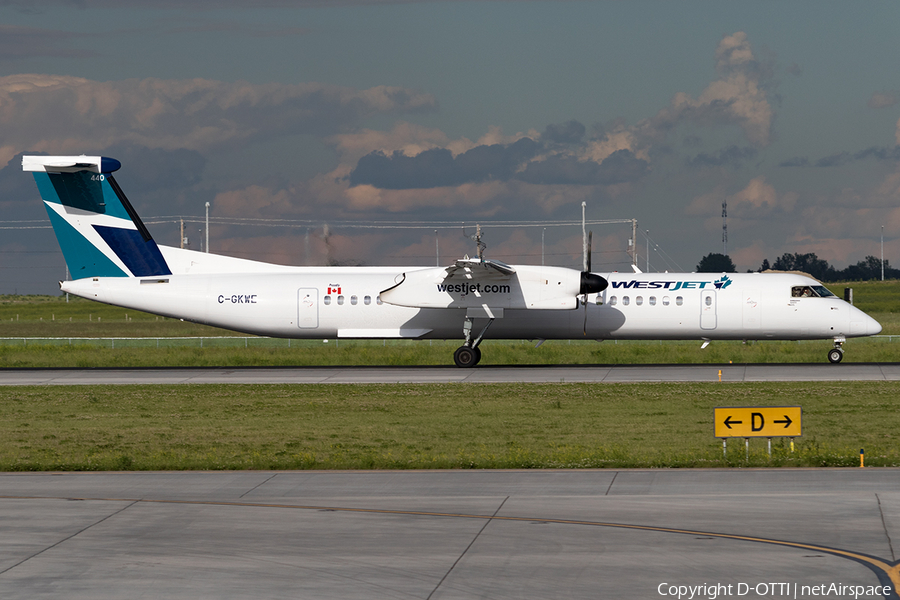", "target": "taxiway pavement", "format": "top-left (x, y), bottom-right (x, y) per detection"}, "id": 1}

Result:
top-left (2, 470), bottom-right (899, 599)
top-left (1, 363), bottom-right (900, 385)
